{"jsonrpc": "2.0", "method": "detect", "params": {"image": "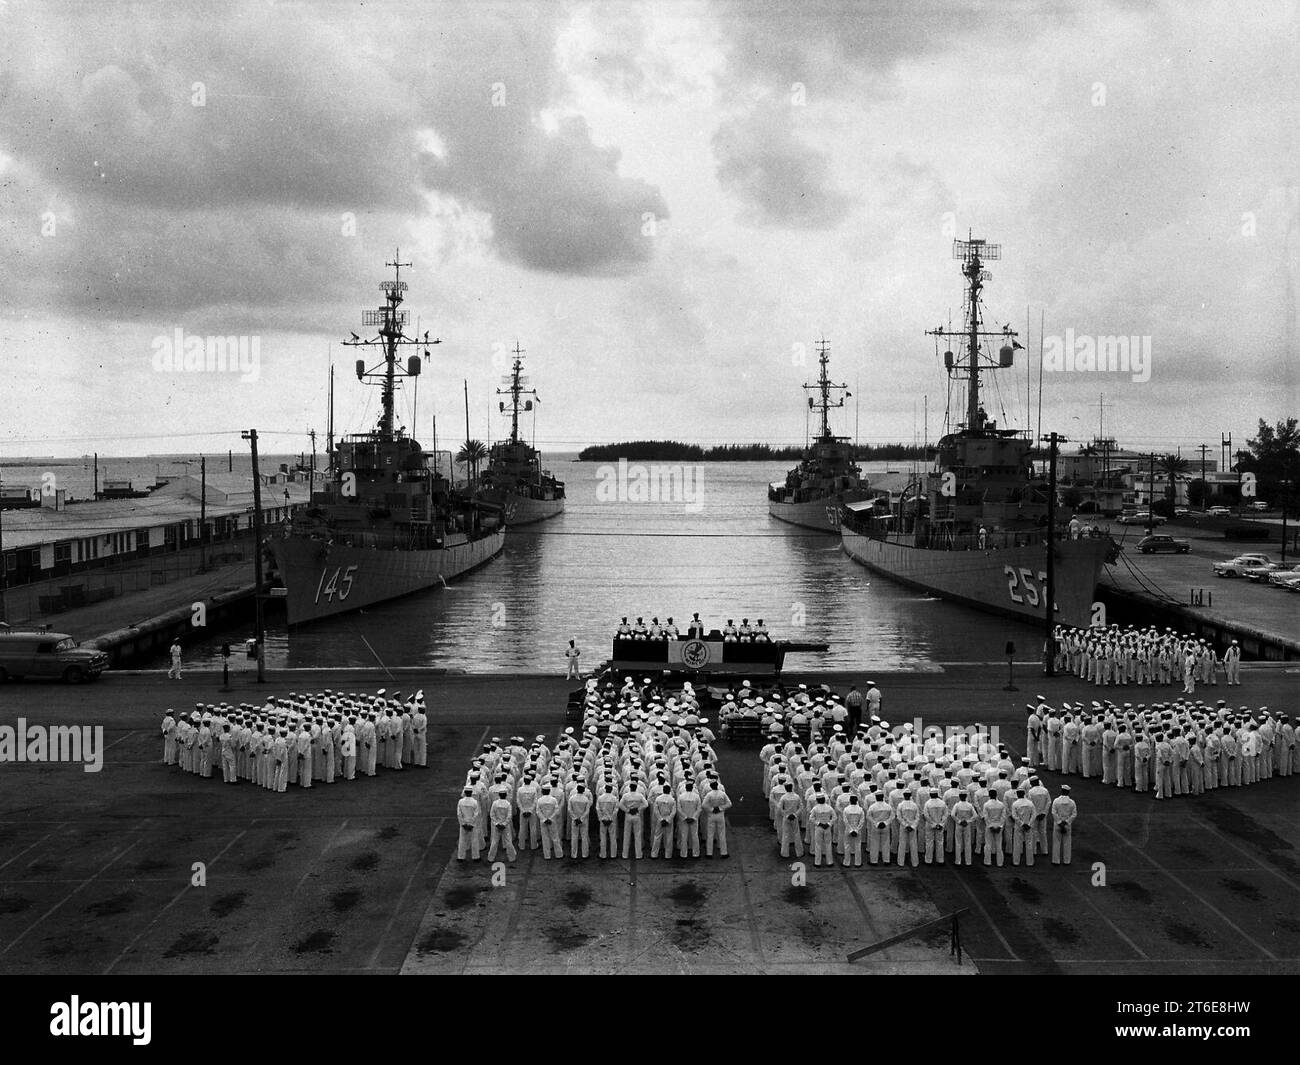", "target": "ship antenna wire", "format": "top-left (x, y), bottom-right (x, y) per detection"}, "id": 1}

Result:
top-left (359, 634), bottom-right (396, 679)
top-left (1036, 308), bottom-right (1045, 446)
